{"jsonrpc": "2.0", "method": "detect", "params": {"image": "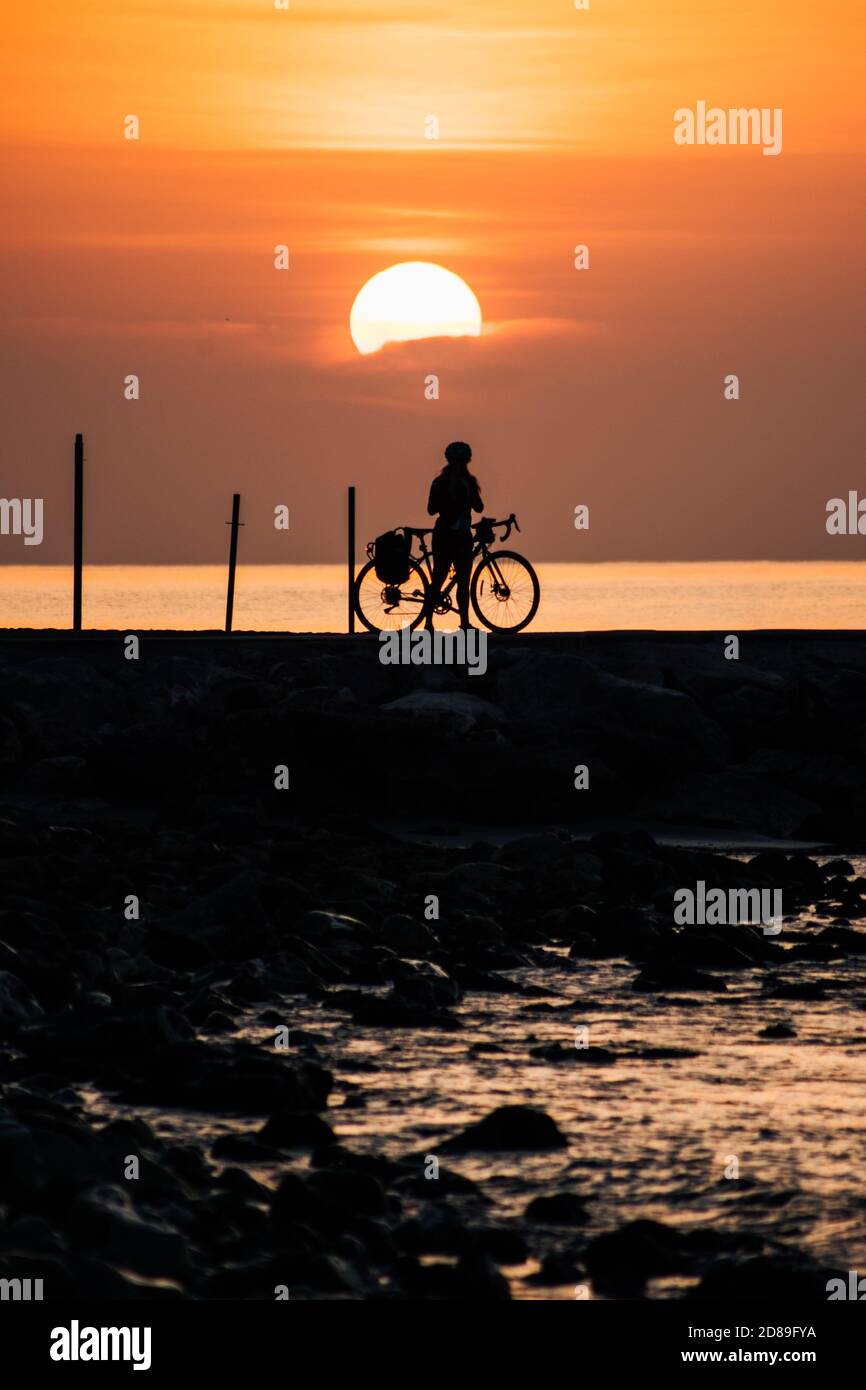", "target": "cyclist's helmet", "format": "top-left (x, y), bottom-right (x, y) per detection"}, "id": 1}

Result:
top-left (444, 441), bottom-right (472, 466)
